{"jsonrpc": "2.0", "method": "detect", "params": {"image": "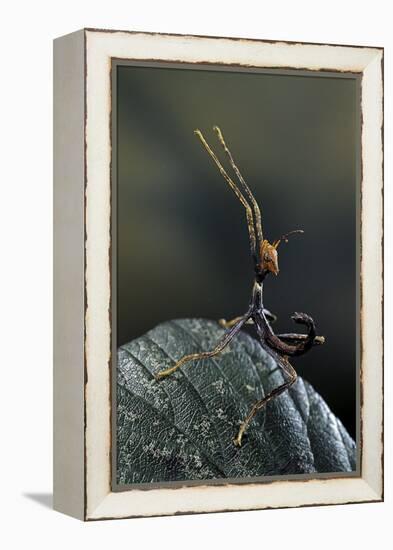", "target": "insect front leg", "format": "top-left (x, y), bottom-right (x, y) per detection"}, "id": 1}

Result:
top-left (155, 310), bottom-right (251, 381)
